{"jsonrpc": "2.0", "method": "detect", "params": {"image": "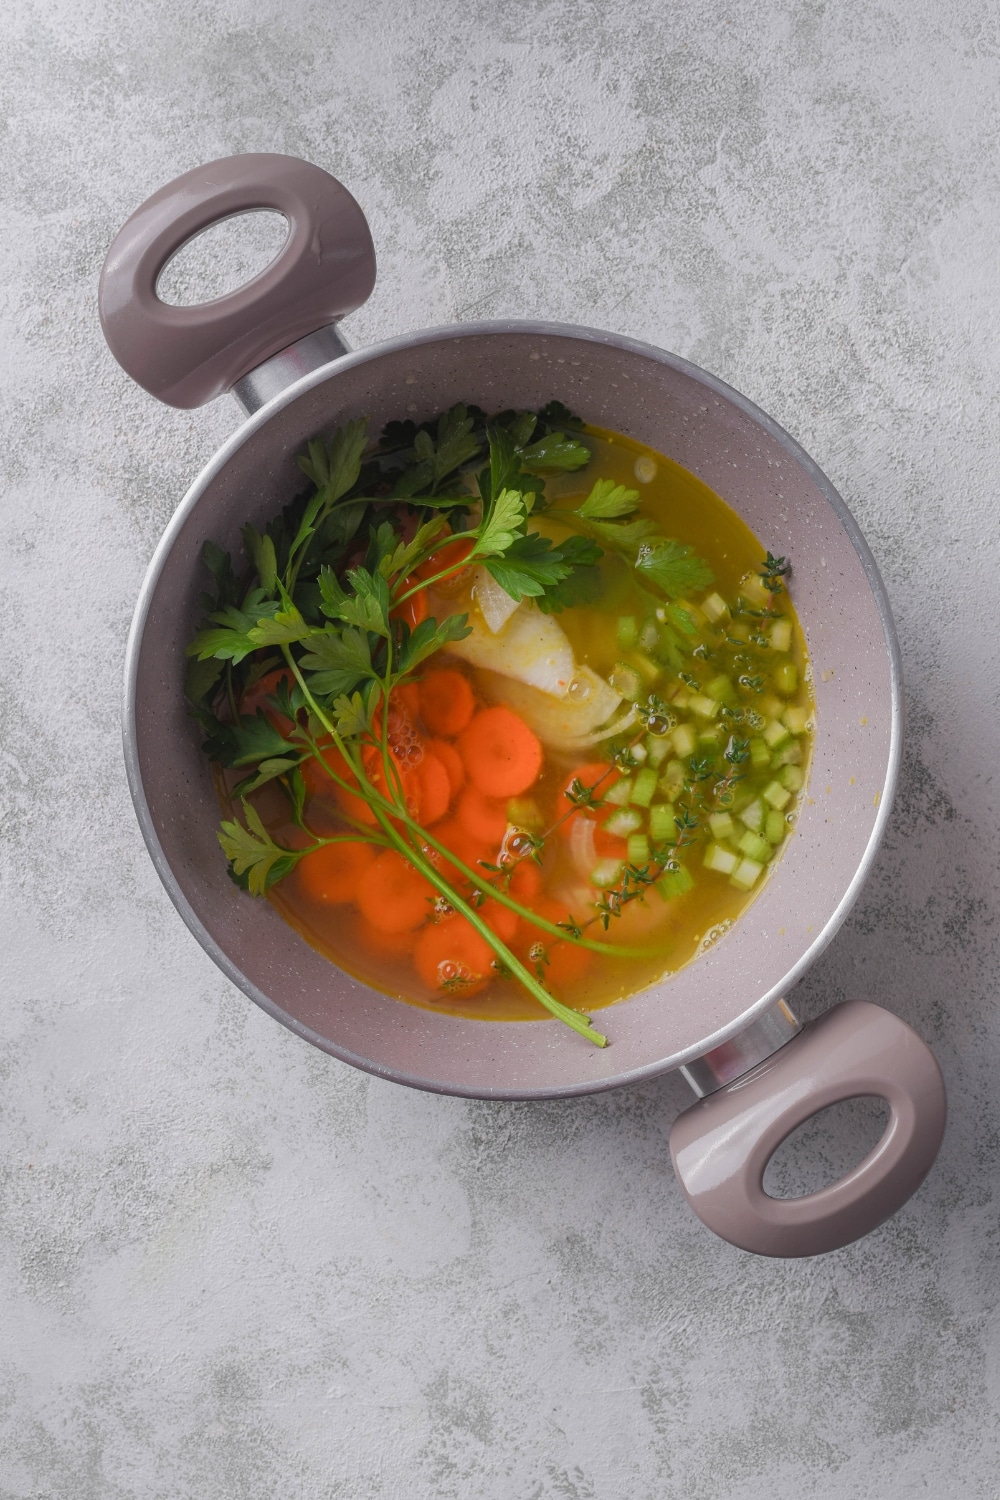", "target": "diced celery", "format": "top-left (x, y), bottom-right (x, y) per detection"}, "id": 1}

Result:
top-left (507, 797), bottom-right (543, 830)
top-left (631, 743), bottom-right (648, 762)
top-left (649, 803), bottom-right (675, 842)
top-left (709, 811), bottom-right (736, 841)
top-left (704, 843), bottom-right (738, 875)
top-left (645, 734), bottom-right (672, 767)
top-left (740, 574), bottom-right (771, 608)
top-left (659, 762), bottom-right (685, 798)
top-left (638, 620), bottom-right (659, 652)
top-left (617, 615), bottom-right (638, 649)
top-left (627, 833), bottom-right (651, 866)
top-left (739, 799), bottom-right (764, 832)
top-left (764, 810), bottom-right (786, 845)
top-left (671, 723), bottom-right (697, 756)
top-left (763, 718), bottom-right (791, 751)
top-left (633, 653), bottom-right (661, 685)
top-left (769, 619), bottom-right (793, 653)
top-left (760, 694), bottom-right (784, 719)
top-left (697, 727), bottom-right (721, 748)
top-left (610, 662), bottom-right (644, 701)
top-left (774, 740), bottom-right (803, 768)
top-left (604, 777), bottom-right (633, 806)
top-left (630, 767), bottom-right (659, 807)
top-left (670, 687), bottom-right (690, 707)
top-left (749, 737), bottom-right (771, 770)
top-left (784, 705), bottom-right (810, 735)
top-left (604, 807), bottom-right (643, 838)
top-left (658, 864), bottom-right (694, 899)
top-left (702, 591), bottom-right (729, 623)
top-left (689, 693), bottom-right (720, 720)
top-left (591, 858), bottom-right (624, 889)
top-left (738, 829), bottom-right (770, 862)
top-left (774, 661), bottom-right (798, 695)
top-left (731, 857), bottom-right (764, 891)
top-left (778, 764), bottom-right (804, 792)
top-left (763, 780), bottom-right (792, 811)
top-left (705, 673), bottom-right (737, 705)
